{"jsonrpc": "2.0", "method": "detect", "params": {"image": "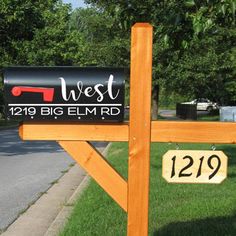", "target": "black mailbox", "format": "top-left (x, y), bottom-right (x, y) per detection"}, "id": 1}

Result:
top-left (4, 67), bottom-right (125, 122)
